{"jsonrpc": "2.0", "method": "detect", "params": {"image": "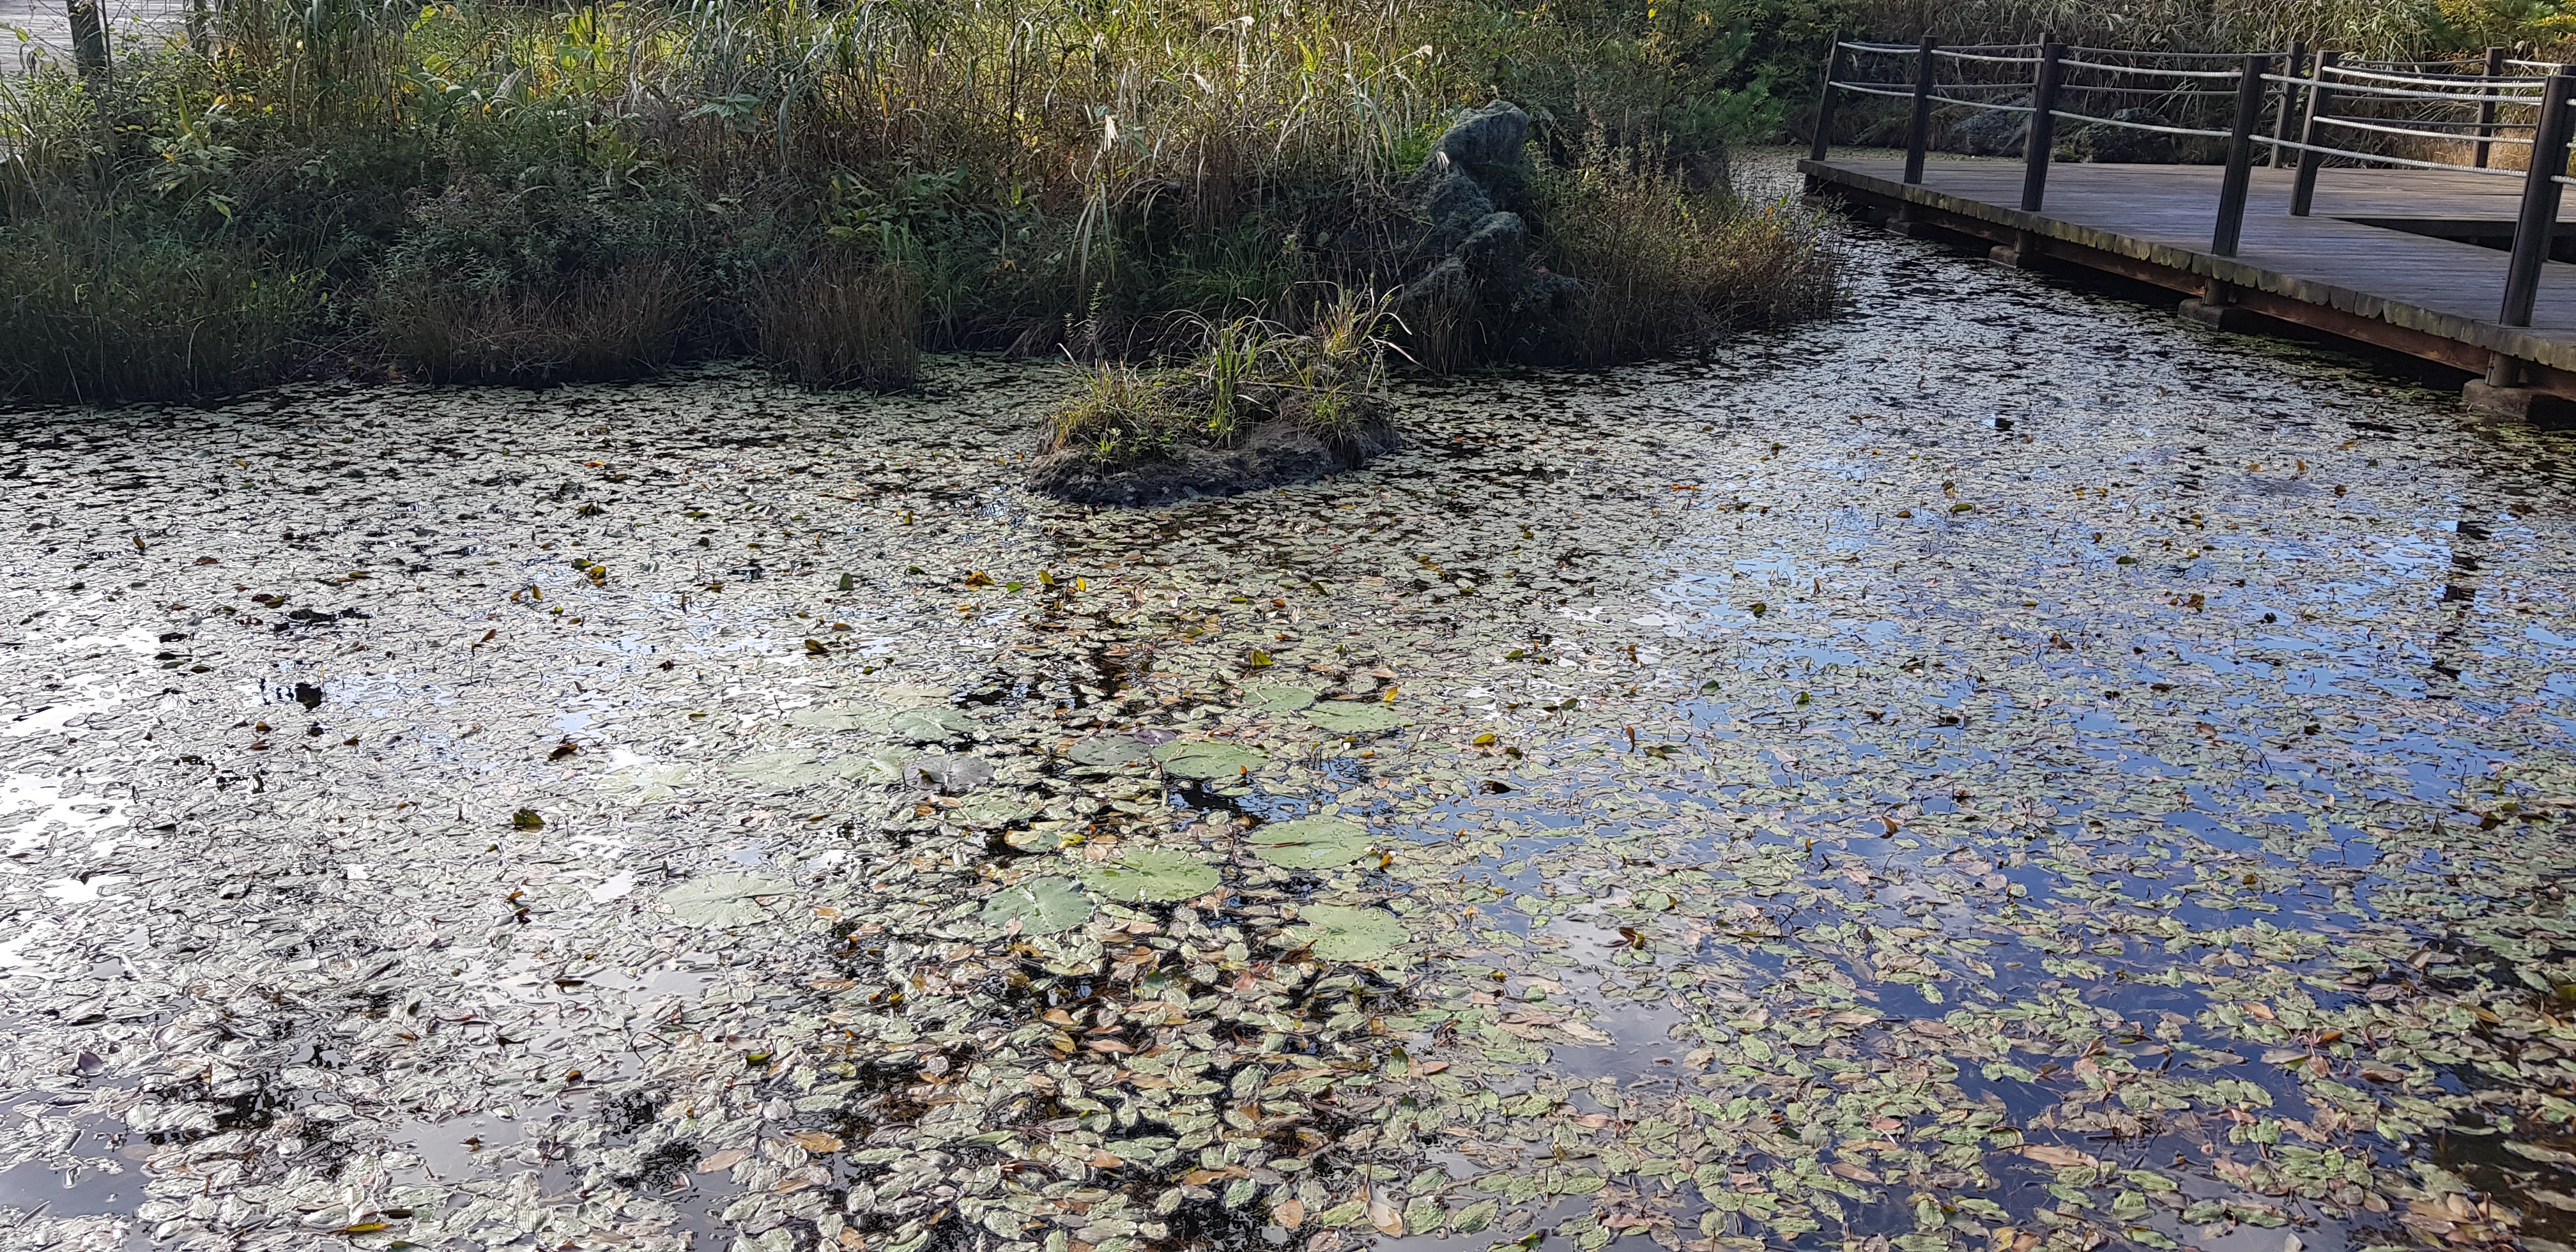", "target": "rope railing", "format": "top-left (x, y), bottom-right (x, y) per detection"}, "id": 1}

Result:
top-left (1808, 34), bottom-right (2576, 327)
